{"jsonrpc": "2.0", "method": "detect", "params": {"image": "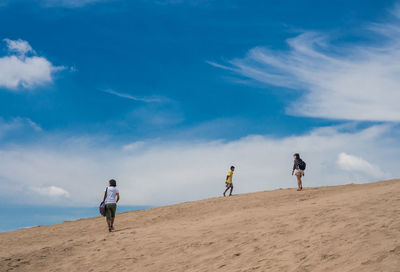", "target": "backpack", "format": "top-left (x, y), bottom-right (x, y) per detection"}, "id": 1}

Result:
top-left (99, 187), bottom-right (107, 216)
top-left (298, 160), bottom-right (306, 170)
